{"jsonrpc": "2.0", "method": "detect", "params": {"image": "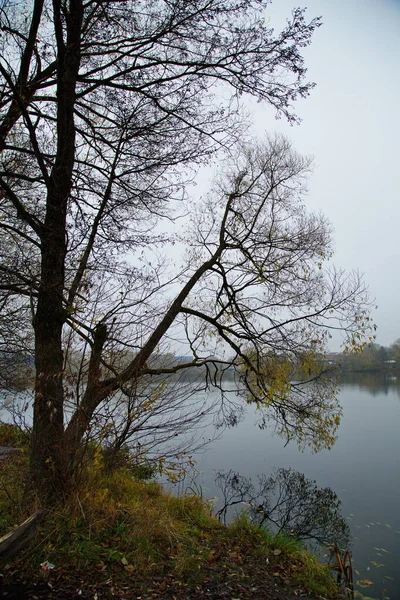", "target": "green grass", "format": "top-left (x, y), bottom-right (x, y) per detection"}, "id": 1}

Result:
top-left (228, 512), bottom-right (339, 597)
